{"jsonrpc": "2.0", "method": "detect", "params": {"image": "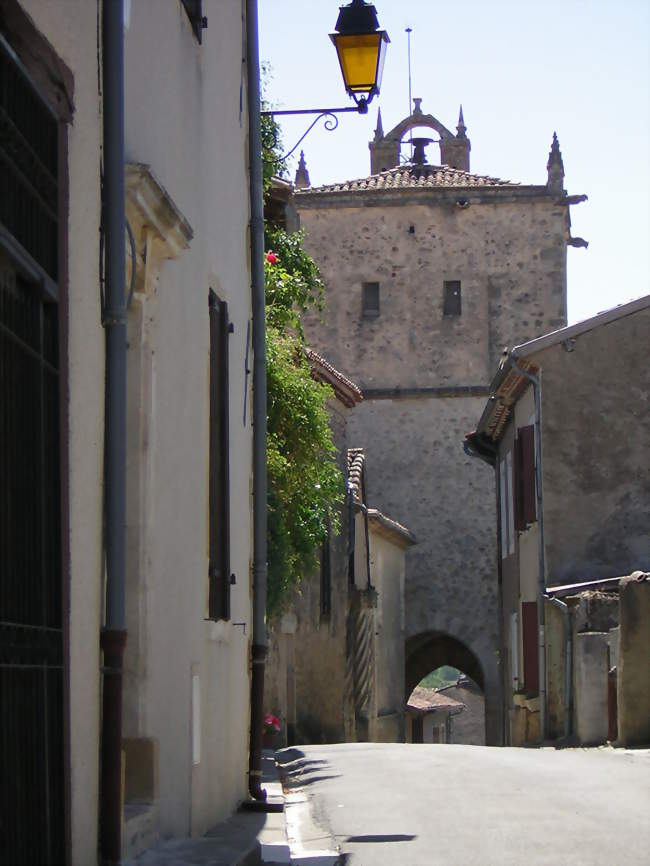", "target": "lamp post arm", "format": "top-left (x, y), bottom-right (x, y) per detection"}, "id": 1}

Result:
top-left (261, 105), bottom-right (366, 163)
top-left (261, 106), bottom-right (363, 117)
